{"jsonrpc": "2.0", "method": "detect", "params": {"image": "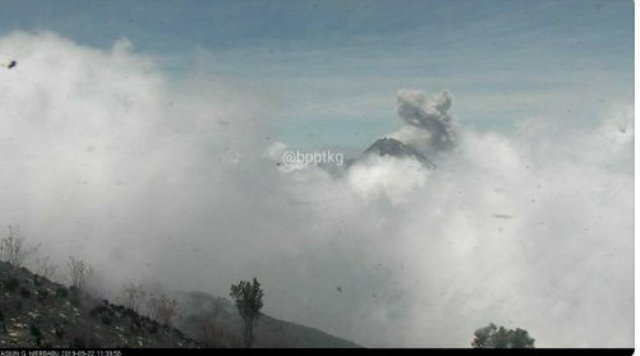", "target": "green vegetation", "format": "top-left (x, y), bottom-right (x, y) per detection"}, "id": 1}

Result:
top-left (230, 278), bottom-right (264, 348)
top-left (30, 324), bottom-right (42, 346)
top-left (55, 286), bottom-right (68, 299)
top-left (4, 277), bottom-right (18, 293)
top-left (19, 286), bottom-right (31, 298)
top-left (472, 323), bottom-right (535, 348)
top-left (36, 288), bottom-right (49, 303)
